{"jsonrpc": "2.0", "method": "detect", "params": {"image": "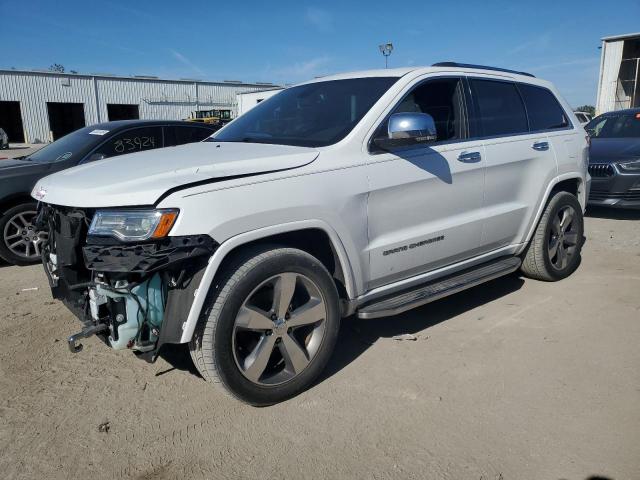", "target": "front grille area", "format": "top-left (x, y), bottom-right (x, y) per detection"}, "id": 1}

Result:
top-left (589, 189), bottom-right (640, 201)
top-left (588, 163), bottom-right (615, 177)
